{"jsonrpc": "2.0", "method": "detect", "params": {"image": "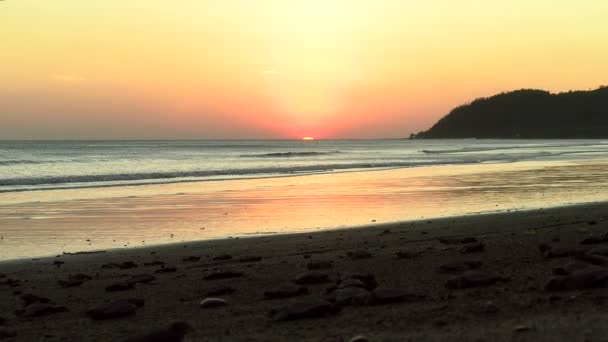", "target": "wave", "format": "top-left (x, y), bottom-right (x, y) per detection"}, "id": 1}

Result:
top-left (241, 151), bottom-right (341, 158)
